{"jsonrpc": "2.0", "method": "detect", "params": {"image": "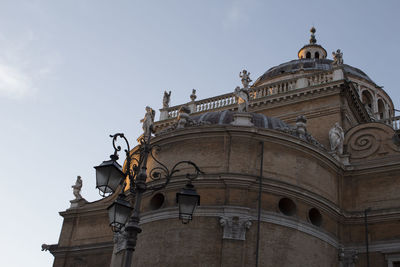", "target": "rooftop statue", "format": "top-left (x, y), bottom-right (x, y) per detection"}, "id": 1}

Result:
top-left (163, 91), bottom-right (171, 108)
top-left (329, 122), bottom-right (345, 155)
top-left (176, 105), bottom-right (192, 129)
top-left (332, 49), bottom-right (343, 65)
top-left (190, 89), bottom-right (197, 102)
top-left (141, 106), bottom-right (155, 138)
top-left (72, 176), bottom-right (83, 200)
top-left (234, 86), bottom-right (249, 112)
top-left (239, 69), bottom-right (252, 88)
